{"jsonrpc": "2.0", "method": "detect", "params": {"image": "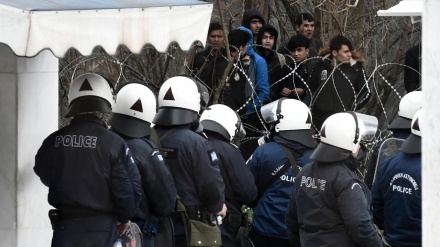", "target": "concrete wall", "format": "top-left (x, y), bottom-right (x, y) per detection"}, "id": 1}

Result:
top-left (0, 44), bottom-right (58, 247)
